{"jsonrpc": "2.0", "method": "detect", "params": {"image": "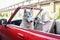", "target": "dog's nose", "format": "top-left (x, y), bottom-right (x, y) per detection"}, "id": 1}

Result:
top-left (30, 21), bottom-right (33, 22)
